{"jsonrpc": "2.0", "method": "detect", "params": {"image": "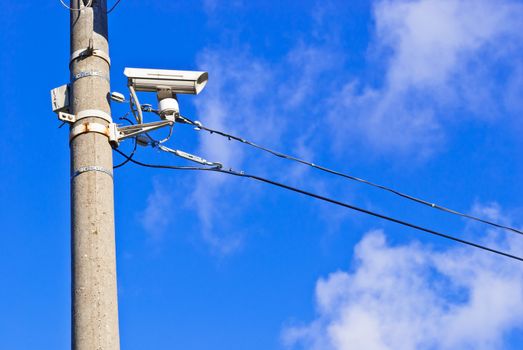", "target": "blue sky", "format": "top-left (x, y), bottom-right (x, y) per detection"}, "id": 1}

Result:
top-left (1, 0), bottom-right (523, 349)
